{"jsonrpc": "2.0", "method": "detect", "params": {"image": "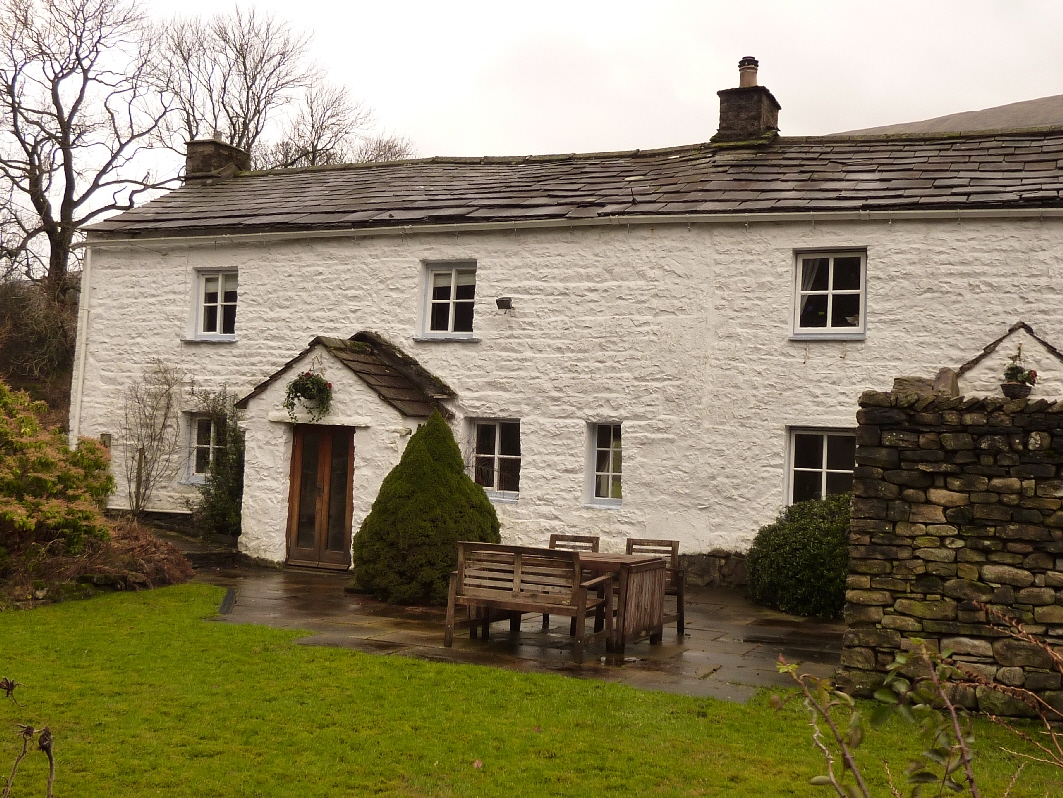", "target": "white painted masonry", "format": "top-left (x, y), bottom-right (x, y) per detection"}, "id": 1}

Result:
top-left (71, 213), bottom-right (1063, 561)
